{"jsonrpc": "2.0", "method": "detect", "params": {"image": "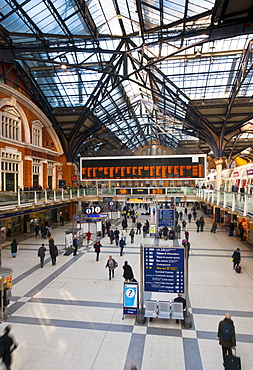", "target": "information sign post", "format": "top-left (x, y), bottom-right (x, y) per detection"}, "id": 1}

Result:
top-left (144, 247), bottom-right (184, 293)
top-left (123, 282), bottom-right (139, 319)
